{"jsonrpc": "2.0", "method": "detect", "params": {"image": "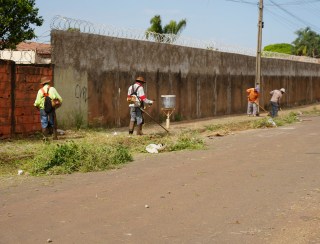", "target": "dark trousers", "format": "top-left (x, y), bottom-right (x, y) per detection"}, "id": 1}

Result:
top-left (270, 101), bottom-right (279, 118)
